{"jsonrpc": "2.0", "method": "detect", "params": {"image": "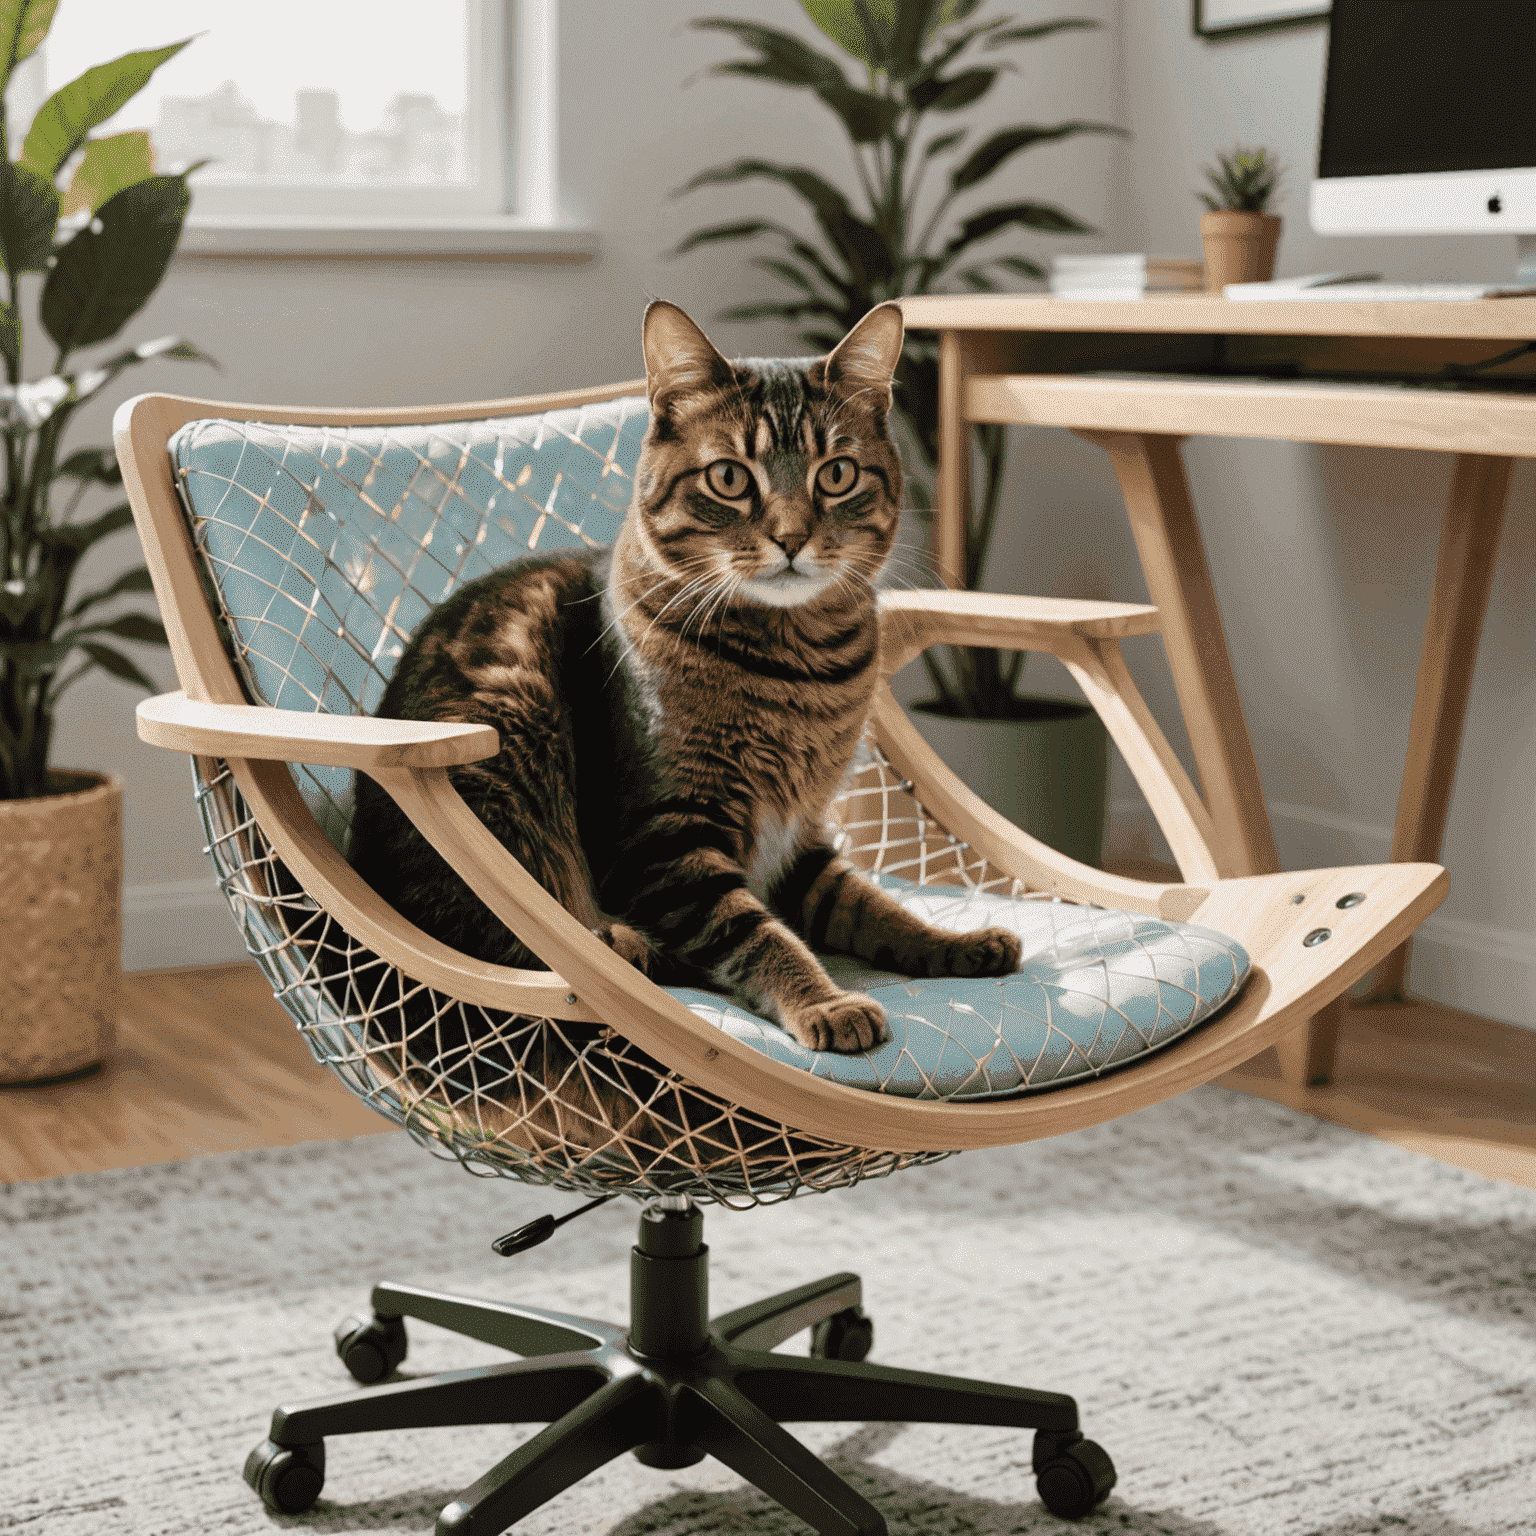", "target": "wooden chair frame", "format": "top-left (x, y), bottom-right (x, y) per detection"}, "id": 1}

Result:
top-left (116, 383), bottom-right (1448, 1159)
